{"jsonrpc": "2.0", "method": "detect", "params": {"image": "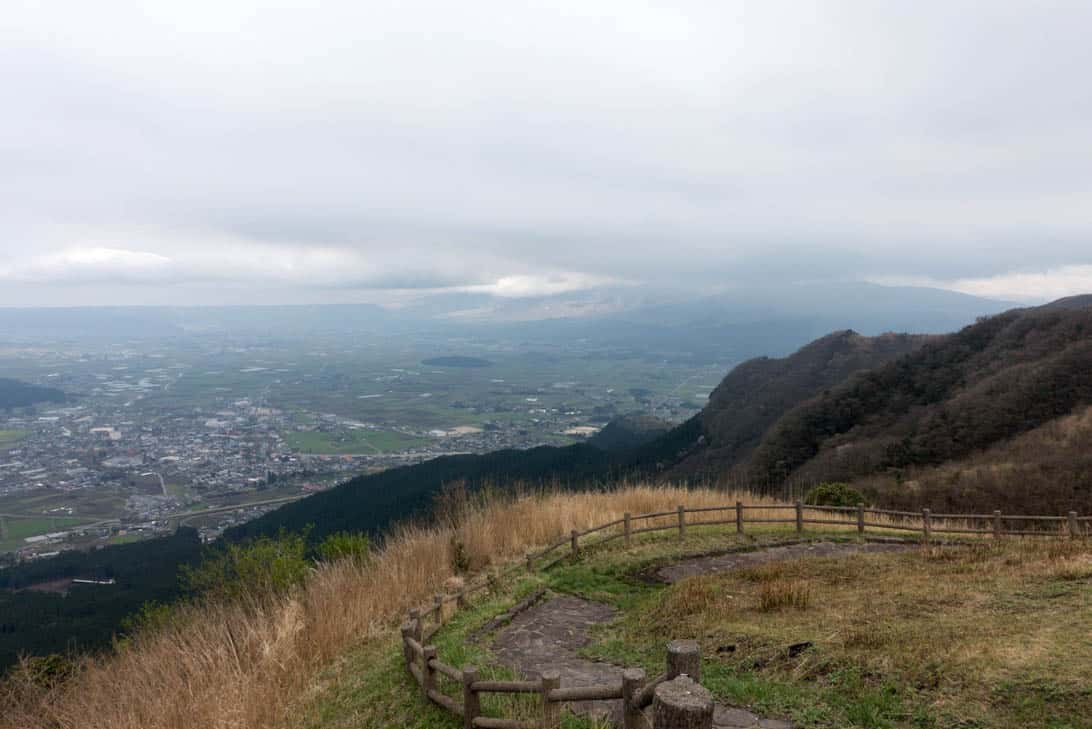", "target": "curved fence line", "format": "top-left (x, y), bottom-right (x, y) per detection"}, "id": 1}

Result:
top-left (401, 501), bottom-right (1089, 727)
